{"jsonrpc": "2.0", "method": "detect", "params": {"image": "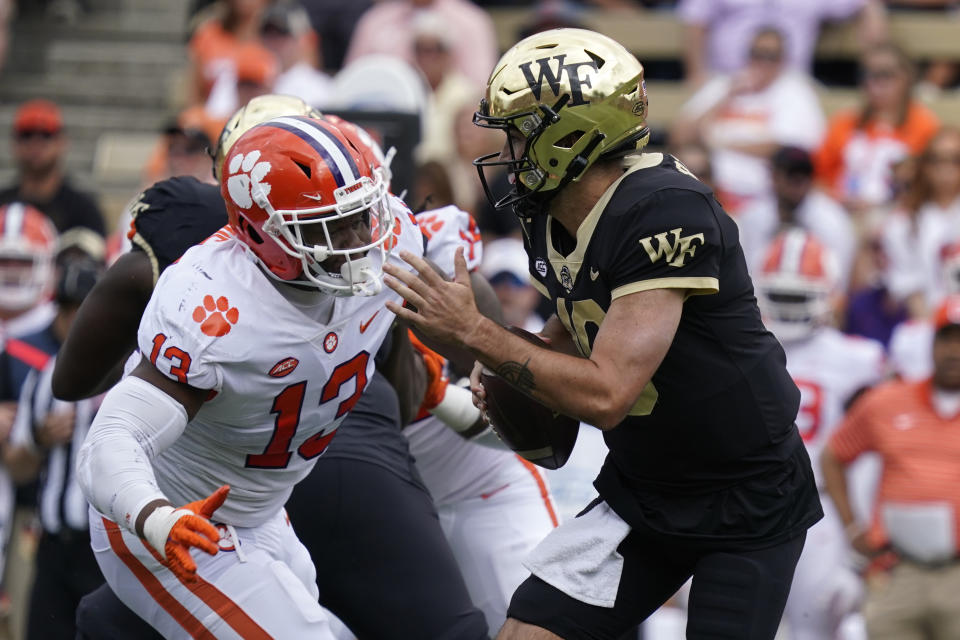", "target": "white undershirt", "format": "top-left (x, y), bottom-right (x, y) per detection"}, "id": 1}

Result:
top-left (932, 388), bottom-right (960, 420)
